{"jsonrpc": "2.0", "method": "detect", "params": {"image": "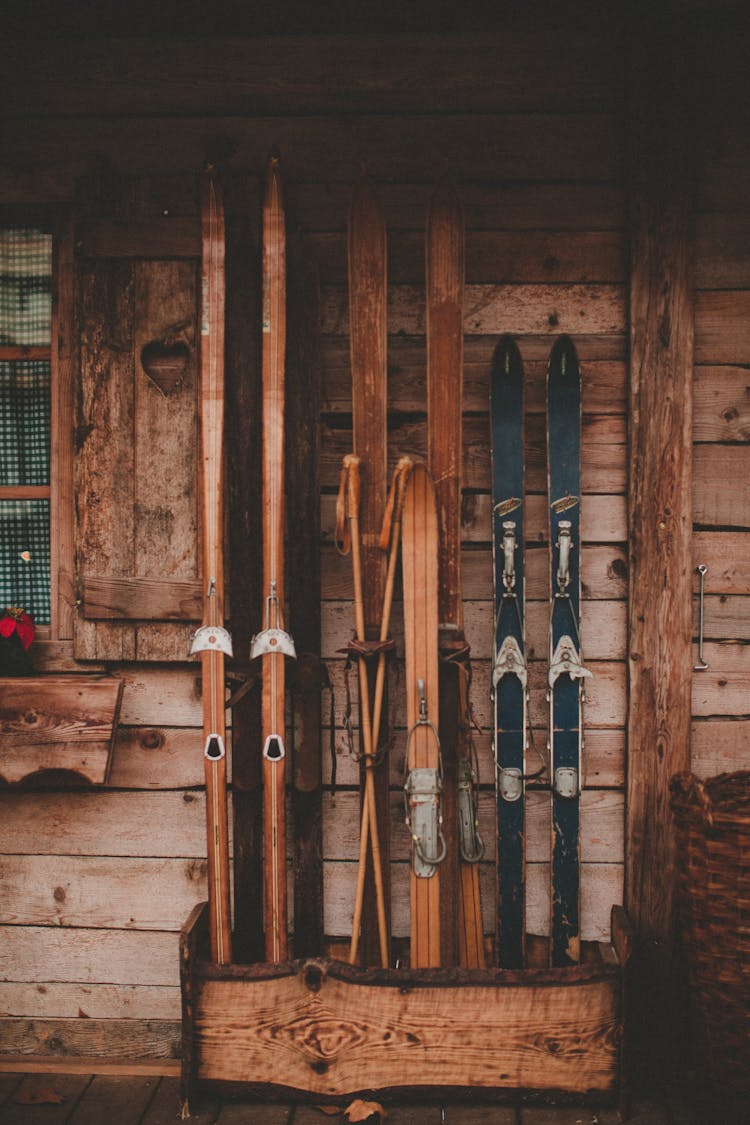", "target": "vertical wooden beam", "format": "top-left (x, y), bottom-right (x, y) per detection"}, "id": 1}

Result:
top-left (626, 4), bottom-right (695, 1068)
top-left (225, 172), bottom-right (264, 964)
